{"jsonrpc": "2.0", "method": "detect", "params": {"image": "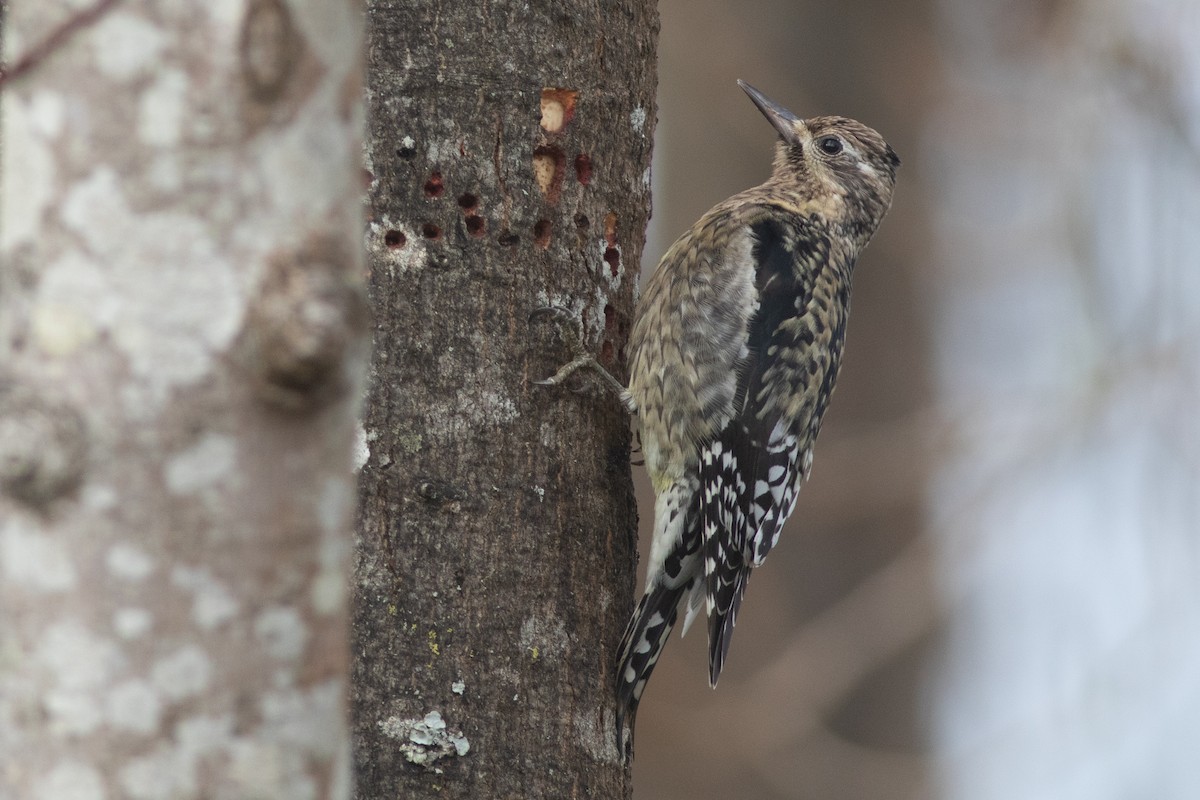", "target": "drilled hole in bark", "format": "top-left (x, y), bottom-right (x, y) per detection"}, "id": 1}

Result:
top-left (498, 230), bottom-right (519, 246)
top-left (424, 171), bottom-right (445, 198)
top-left (574, 153), bottom-right (593, 185)
top-left (458, 192), bottom-right (479, 212)
top-left (603, 212), bottom-right (618, 246)
top-left (398, 144), bottom-right (416, 160)
top-left (384, 230), bottom-right (406, 248)
top-left (422, 223), bottom-right (442, 240)
top-left (532, 145), bottom-right (566, 202)
top-left (575, 213), bottom-right (590, 230)
top-left (604, 247), bottom-right (620, 277)
top-left (533, 219), bottom-right (552, 249)
top-left (540, 88), bottom-right (578, 132)
top-left (466, 216), bottom-right (486, 237)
